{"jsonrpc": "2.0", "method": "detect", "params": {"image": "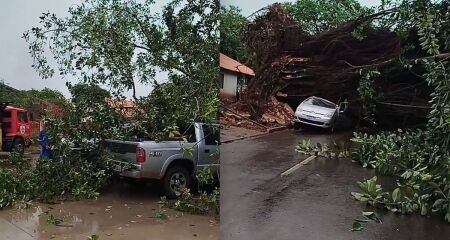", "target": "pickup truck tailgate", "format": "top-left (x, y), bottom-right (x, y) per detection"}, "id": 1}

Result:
top-left (102, 140), bottom-right (138, 164)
